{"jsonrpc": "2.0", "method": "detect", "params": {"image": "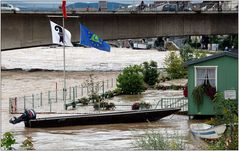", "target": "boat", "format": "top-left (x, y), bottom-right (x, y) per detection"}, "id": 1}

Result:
top-left (190, 123), bottom-right (226, 139)
top-left (24, 108), bottom-right (180, 128)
